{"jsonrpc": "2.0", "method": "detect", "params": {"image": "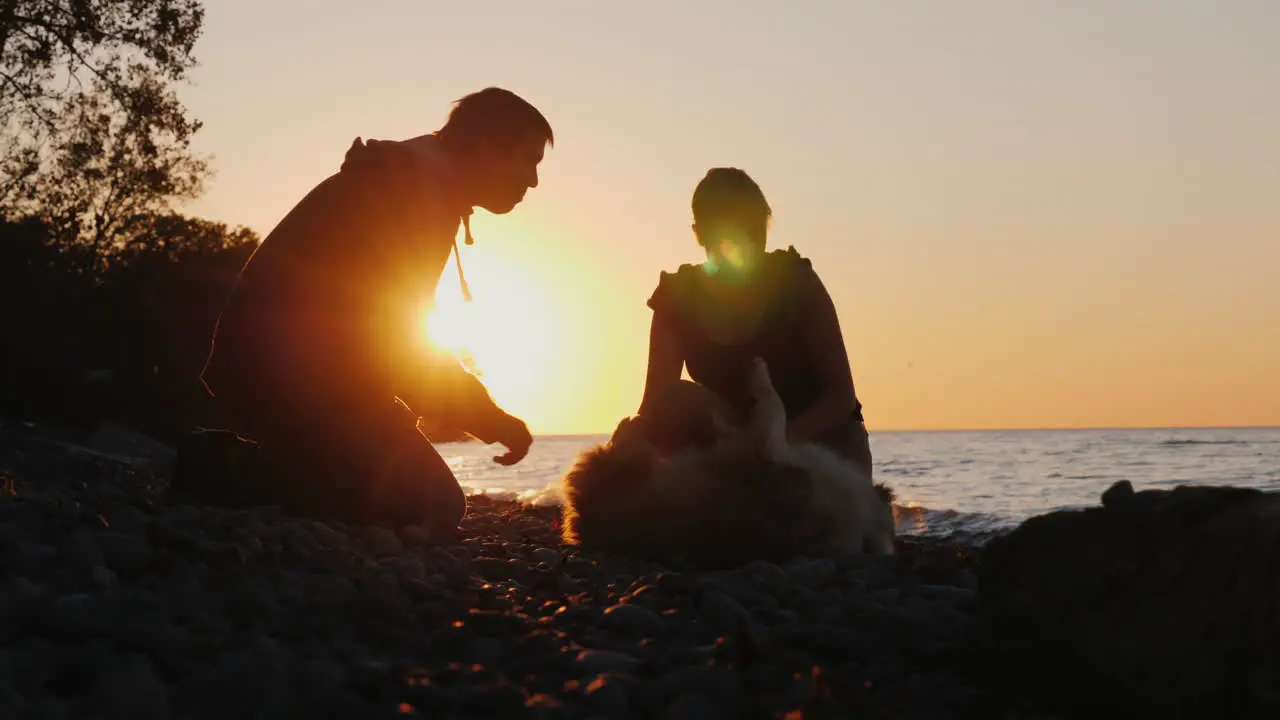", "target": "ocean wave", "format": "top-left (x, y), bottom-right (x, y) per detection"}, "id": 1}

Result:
top-left (461, 483), bottom-right (1018, 548)
top-left (1158, 438), bottom-right (1259, 447)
